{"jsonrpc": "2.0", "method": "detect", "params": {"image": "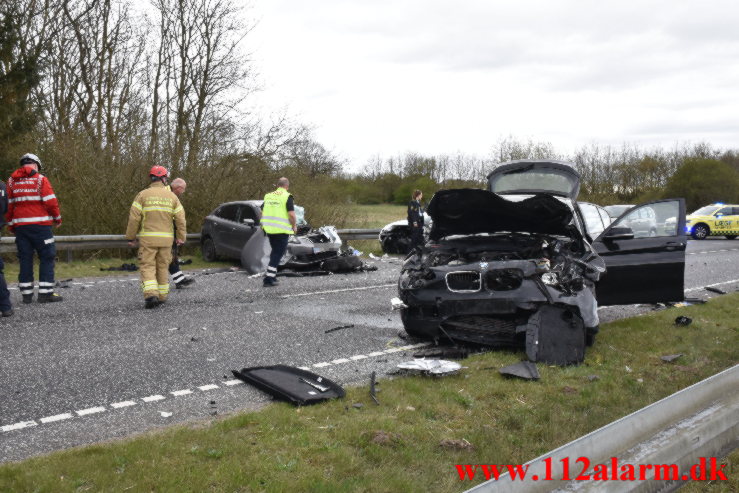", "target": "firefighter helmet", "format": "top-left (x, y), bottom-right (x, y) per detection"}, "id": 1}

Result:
top-left (20, 153), bottom-right (42, 170)
top-left (149, 165), bottom-right (169, 178)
